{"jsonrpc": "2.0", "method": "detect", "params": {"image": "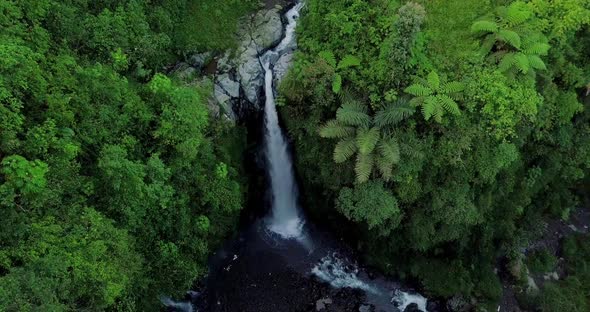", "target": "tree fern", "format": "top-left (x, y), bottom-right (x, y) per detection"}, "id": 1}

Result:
top-left (421, 96), bottom-right (437, 121)
top-left (528, 55), bottom-right (547, 70)
top-left (319, 50), bottom-right (336, 68)
top-left (334, 138), bottom-right (357, 163)
top-left (378, 138), bottom-right (400, 165)
top-left (374, 99), bottom-right (415, 127)
top-left (497, 29), bottom-right (521, 49)
top-left (376, 155), bottom-right (394, 181)
top-left (319, 120), bottom-right (355, 138)
top-left (336, 100), bottom-right (371, 127)
top-left (442, 82), bottom-right (465, 94)
top-left (332, 73), bottom-right (342, 94)
top-left (337, 55), bottom-right (361, 69)
top-left (504, 2), bottom-right (531, 26)
top-left (355, 153), bottom-right (374, 183)
top-left (427, 71), bottom-right (440, 90)
top-left (438, 95), bottom-right (461, 116)
top-left (356, 127), bottom-right (380, 155)
top-left (471, 20), bottom-right (499, 33)
top-left (405, 84), bottom-right (432, 97)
